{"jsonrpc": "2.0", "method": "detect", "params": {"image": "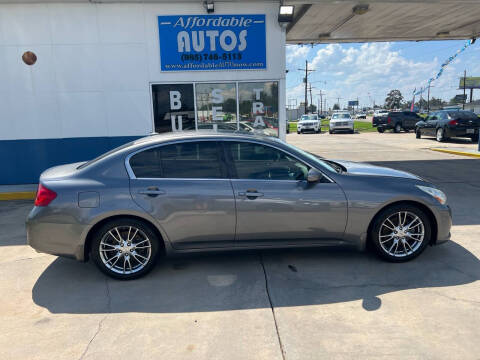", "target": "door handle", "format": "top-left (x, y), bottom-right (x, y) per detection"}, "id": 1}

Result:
top-left (138, 188), bottom-right (165, 197)
top-left (238, 190), bottom-right (264, 198)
